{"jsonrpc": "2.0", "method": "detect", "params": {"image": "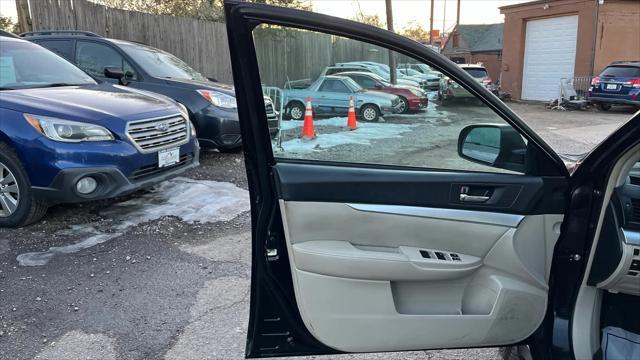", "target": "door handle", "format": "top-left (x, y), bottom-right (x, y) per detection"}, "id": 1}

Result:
top-left (459, 194), bottom-right (490, 203)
